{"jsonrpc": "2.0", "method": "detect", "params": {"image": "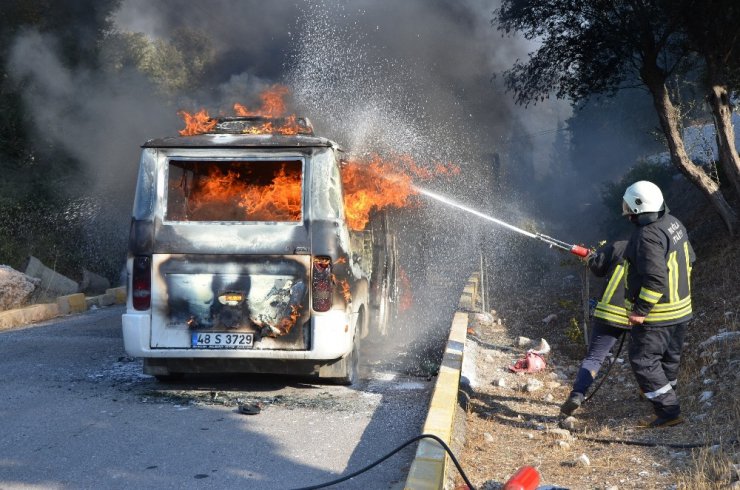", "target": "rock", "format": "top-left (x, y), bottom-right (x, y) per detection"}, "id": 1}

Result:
top-left (605, 486), bottom-right (619, 490)
top-left (546, 381), bottom-right (561, 389)
top-left (531, 338), bottom-right (551, 355)
top-left (543, 393), bottom-right (554, 402)
top-left (526, 433), bottom-right (534, 439)
top-left (638, 470), bottom-right (649, 478)
top-left (703, 378), bottom-right (714, 385)
top-left (0, 265), bottom-right (40, 311)
top-left (79, 269), bottom-right (111, 295)
top-left (483, 432), bottom-right (494, 443)
top-left (545, 428), bottom-right (574, 441)
top-left (699, 391), bottom-right (714, 402)
top-left (23, 256), bottom-right (78, 298)
top-left (542, 313), bottom-right (557, 324)
top-left (525, 379), bottom-right (544, 392)
top-left (576, 453), bottom-right (590, 467)
top-left (554, 440), bottom-right (570, 450)
top-left (516, 336), bottom-right (532, 347)
top-left (493, 377), bottom-right (507, 388)
top-left (699, 331), bottom-right (740, 349)
top-left (560, 417), bottom-right (577, 430)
